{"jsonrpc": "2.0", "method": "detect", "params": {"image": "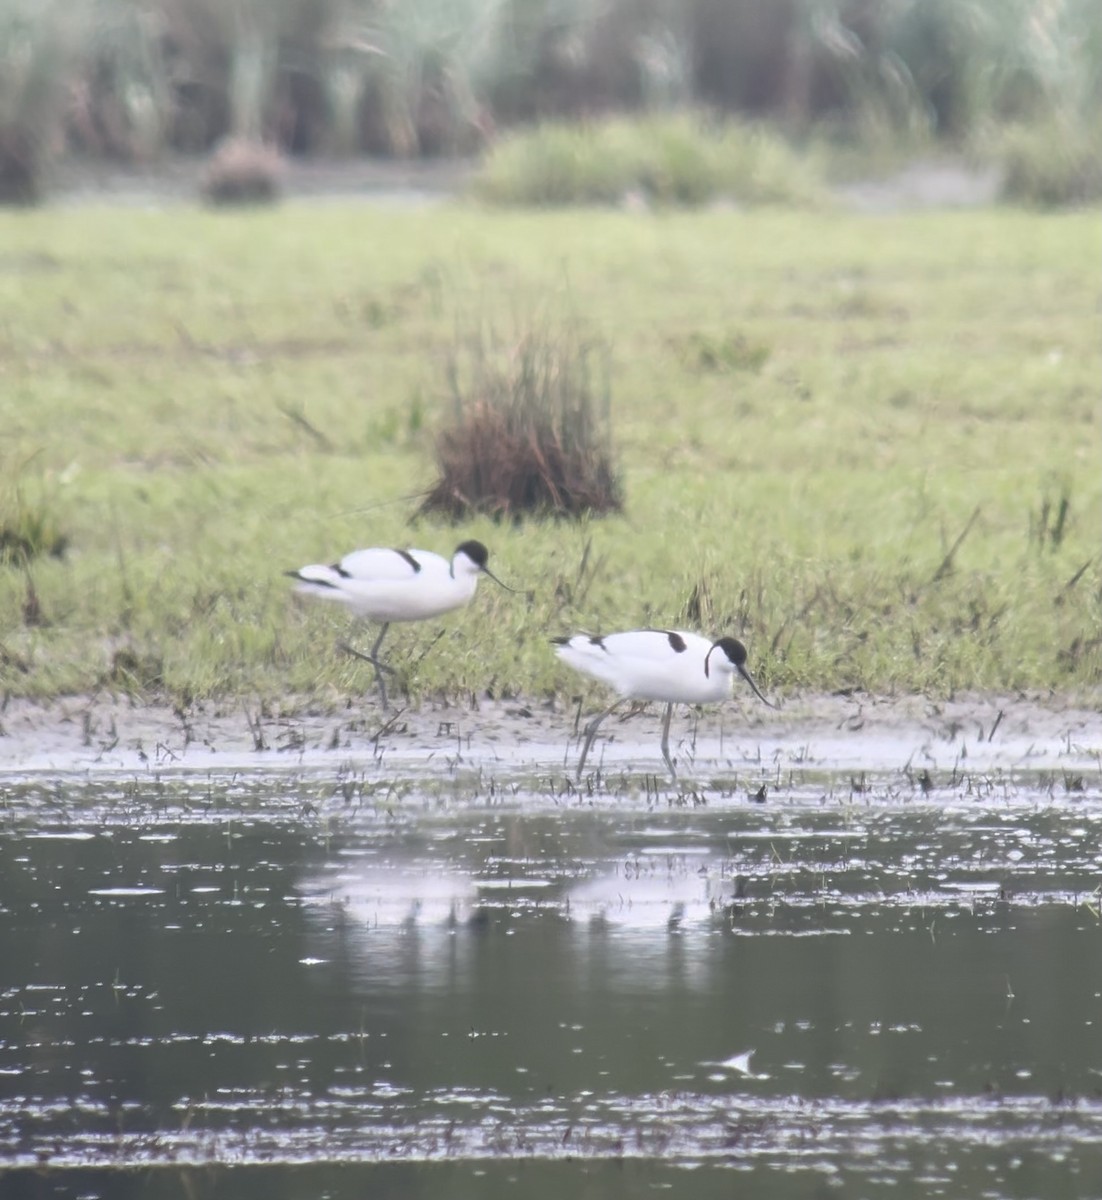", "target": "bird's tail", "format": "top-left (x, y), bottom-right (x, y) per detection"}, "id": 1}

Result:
top-left (286, 564), bottom-right (346, 600)
top-left (552, 633), bottom-right (621, 688)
